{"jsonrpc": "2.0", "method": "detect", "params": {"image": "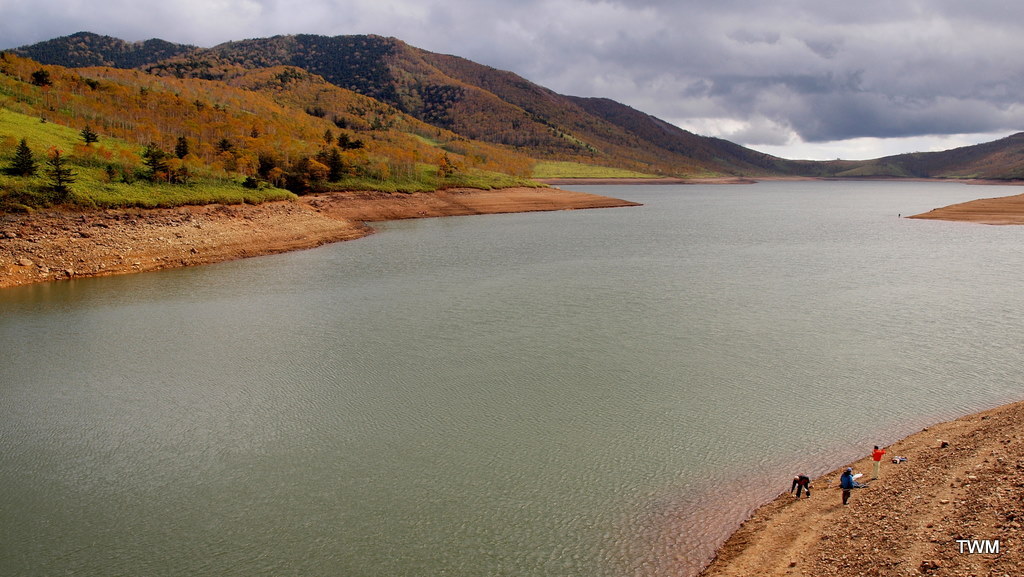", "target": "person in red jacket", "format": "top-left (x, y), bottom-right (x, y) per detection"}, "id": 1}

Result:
top-left (871, 445), bottom-right (886, 479)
